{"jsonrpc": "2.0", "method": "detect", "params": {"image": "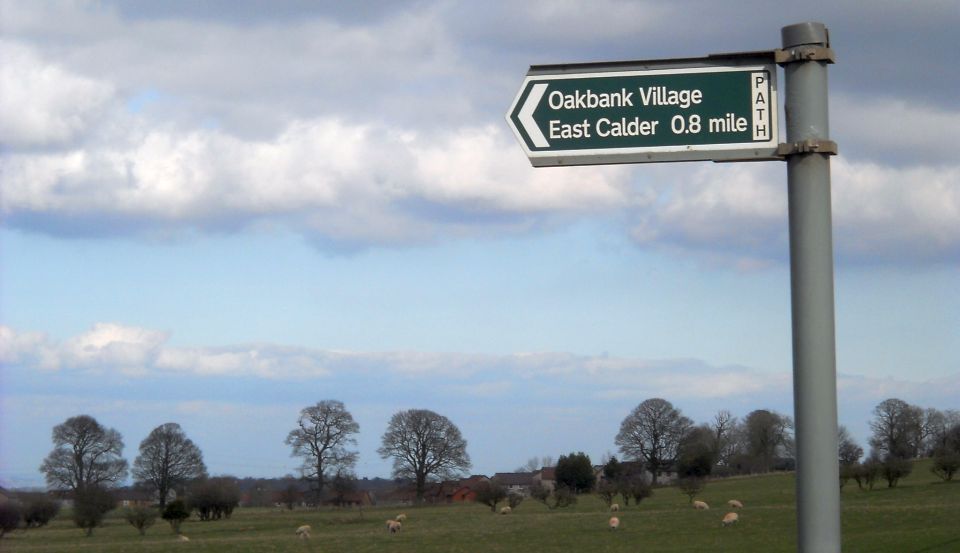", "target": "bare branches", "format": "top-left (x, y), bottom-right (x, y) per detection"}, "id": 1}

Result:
top-left (133, 422), bottom-right (207, 508)
top-left (615, 398), bottom-right (692, 484)
top-left (40, 415), bottom-right (128, 493)
top-left (285, 400), bottom-right (359, 503)
top-left (378, 409), bottom-right (470, 502)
